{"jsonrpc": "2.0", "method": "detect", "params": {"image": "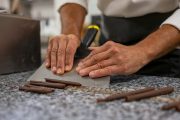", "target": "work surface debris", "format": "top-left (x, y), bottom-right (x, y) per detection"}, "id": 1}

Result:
top-left (0, 71), bottom-right (180, 120)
